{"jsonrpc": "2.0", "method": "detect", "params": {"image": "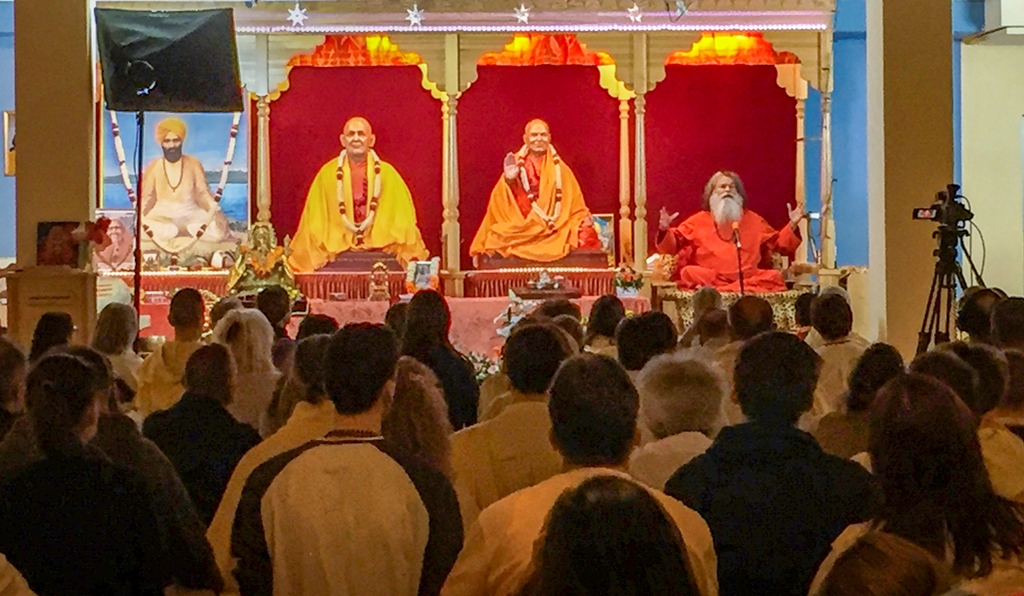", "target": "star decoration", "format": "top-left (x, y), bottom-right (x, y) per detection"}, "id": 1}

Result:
top-left (406, 4), bottom-right (426, 27)
top-left (626, 3), bottom-right (643, 22)
top-left (286, 2), bottom-right (308, 27)
top-left (513, 3), bottom-right (531, 24)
